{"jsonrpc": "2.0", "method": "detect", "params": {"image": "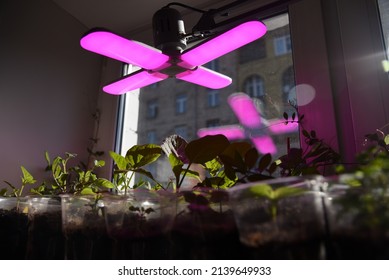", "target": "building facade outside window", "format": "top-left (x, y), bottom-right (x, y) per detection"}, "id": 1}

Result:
top-left (175, 125), bottom-right (188, 139)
